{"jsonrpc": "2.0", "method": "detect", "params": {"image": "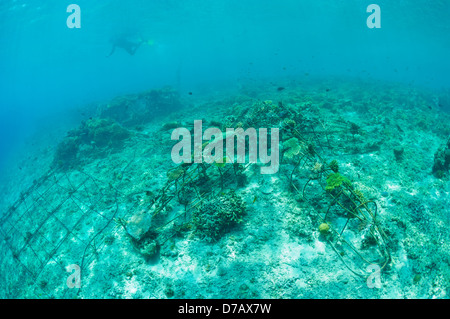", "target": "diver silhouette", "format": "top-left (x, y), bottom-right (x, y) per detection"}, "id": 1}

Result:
top-left (107, 34), bottom-right (145, 57)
